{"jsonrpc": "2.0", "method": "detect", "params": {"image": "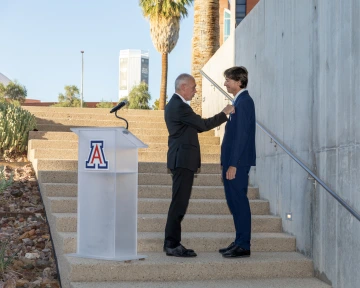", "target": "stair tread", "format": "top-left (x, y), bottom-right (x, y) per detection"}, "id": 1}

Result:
top-left (66, 251), bottom-right (310, 265)
top-left (53, 213), bottom-right (280, 219)
top-left (59, 231), bottom-right (294, 239)
top-left (48, 197), bottom-right (265, 203)
top-left (70, 278), bottom-right (331, 288)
